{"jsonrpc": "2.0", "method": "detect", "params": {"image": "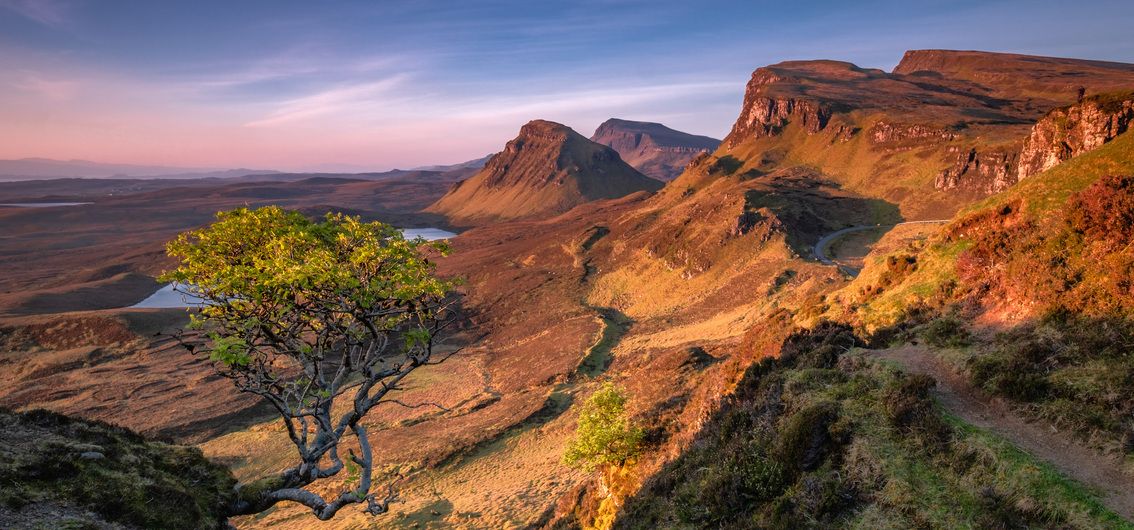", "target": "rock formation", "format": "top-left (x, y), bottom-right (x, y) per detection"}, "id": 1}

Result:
top-left (426, 120), bottom-right (662, 224)
top-left (590, 119), bottom-right (719, 181)
top-left (1017, 93), bottom-right (1134, 180)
